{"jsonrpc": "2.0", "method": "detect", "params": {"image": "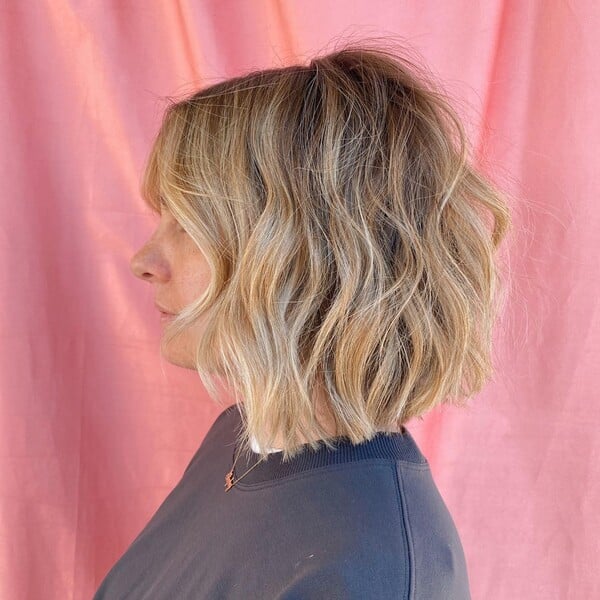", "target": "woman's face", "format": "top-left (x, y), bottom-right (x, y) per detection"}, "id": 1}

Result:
top-left (129, 206), bottom-right (211, 369)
